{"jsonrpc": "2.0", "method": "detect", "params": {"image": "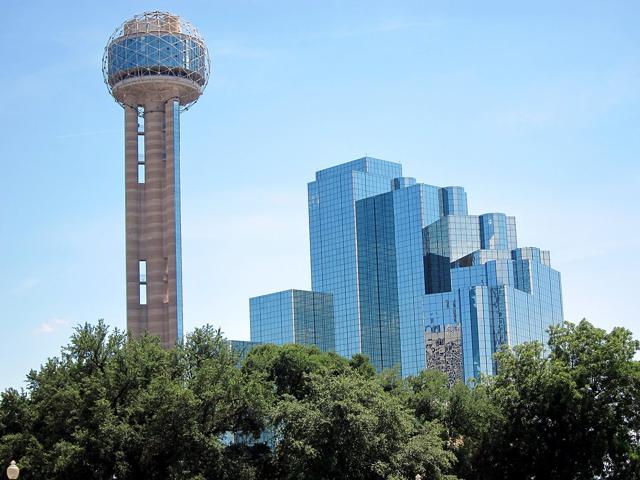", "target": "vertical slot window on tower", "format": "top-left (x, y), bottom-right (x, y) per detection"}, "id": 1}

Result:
top-left (137, 106), bottom-right (145, 183)
top-left (139, 284), bottom-right (147, 305)
top-left (163, 257), bottom-right (170, 303)
top-left (138, 163), bottom-right (145, 183)
top-left (139, 260), bottom-right (147, 305)
top-left (139, 260), bottom-right (147, 283)
top-left (137, 136), bottom-right (145, 183)
top-left (137, 106), bottom-right (144, 132)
